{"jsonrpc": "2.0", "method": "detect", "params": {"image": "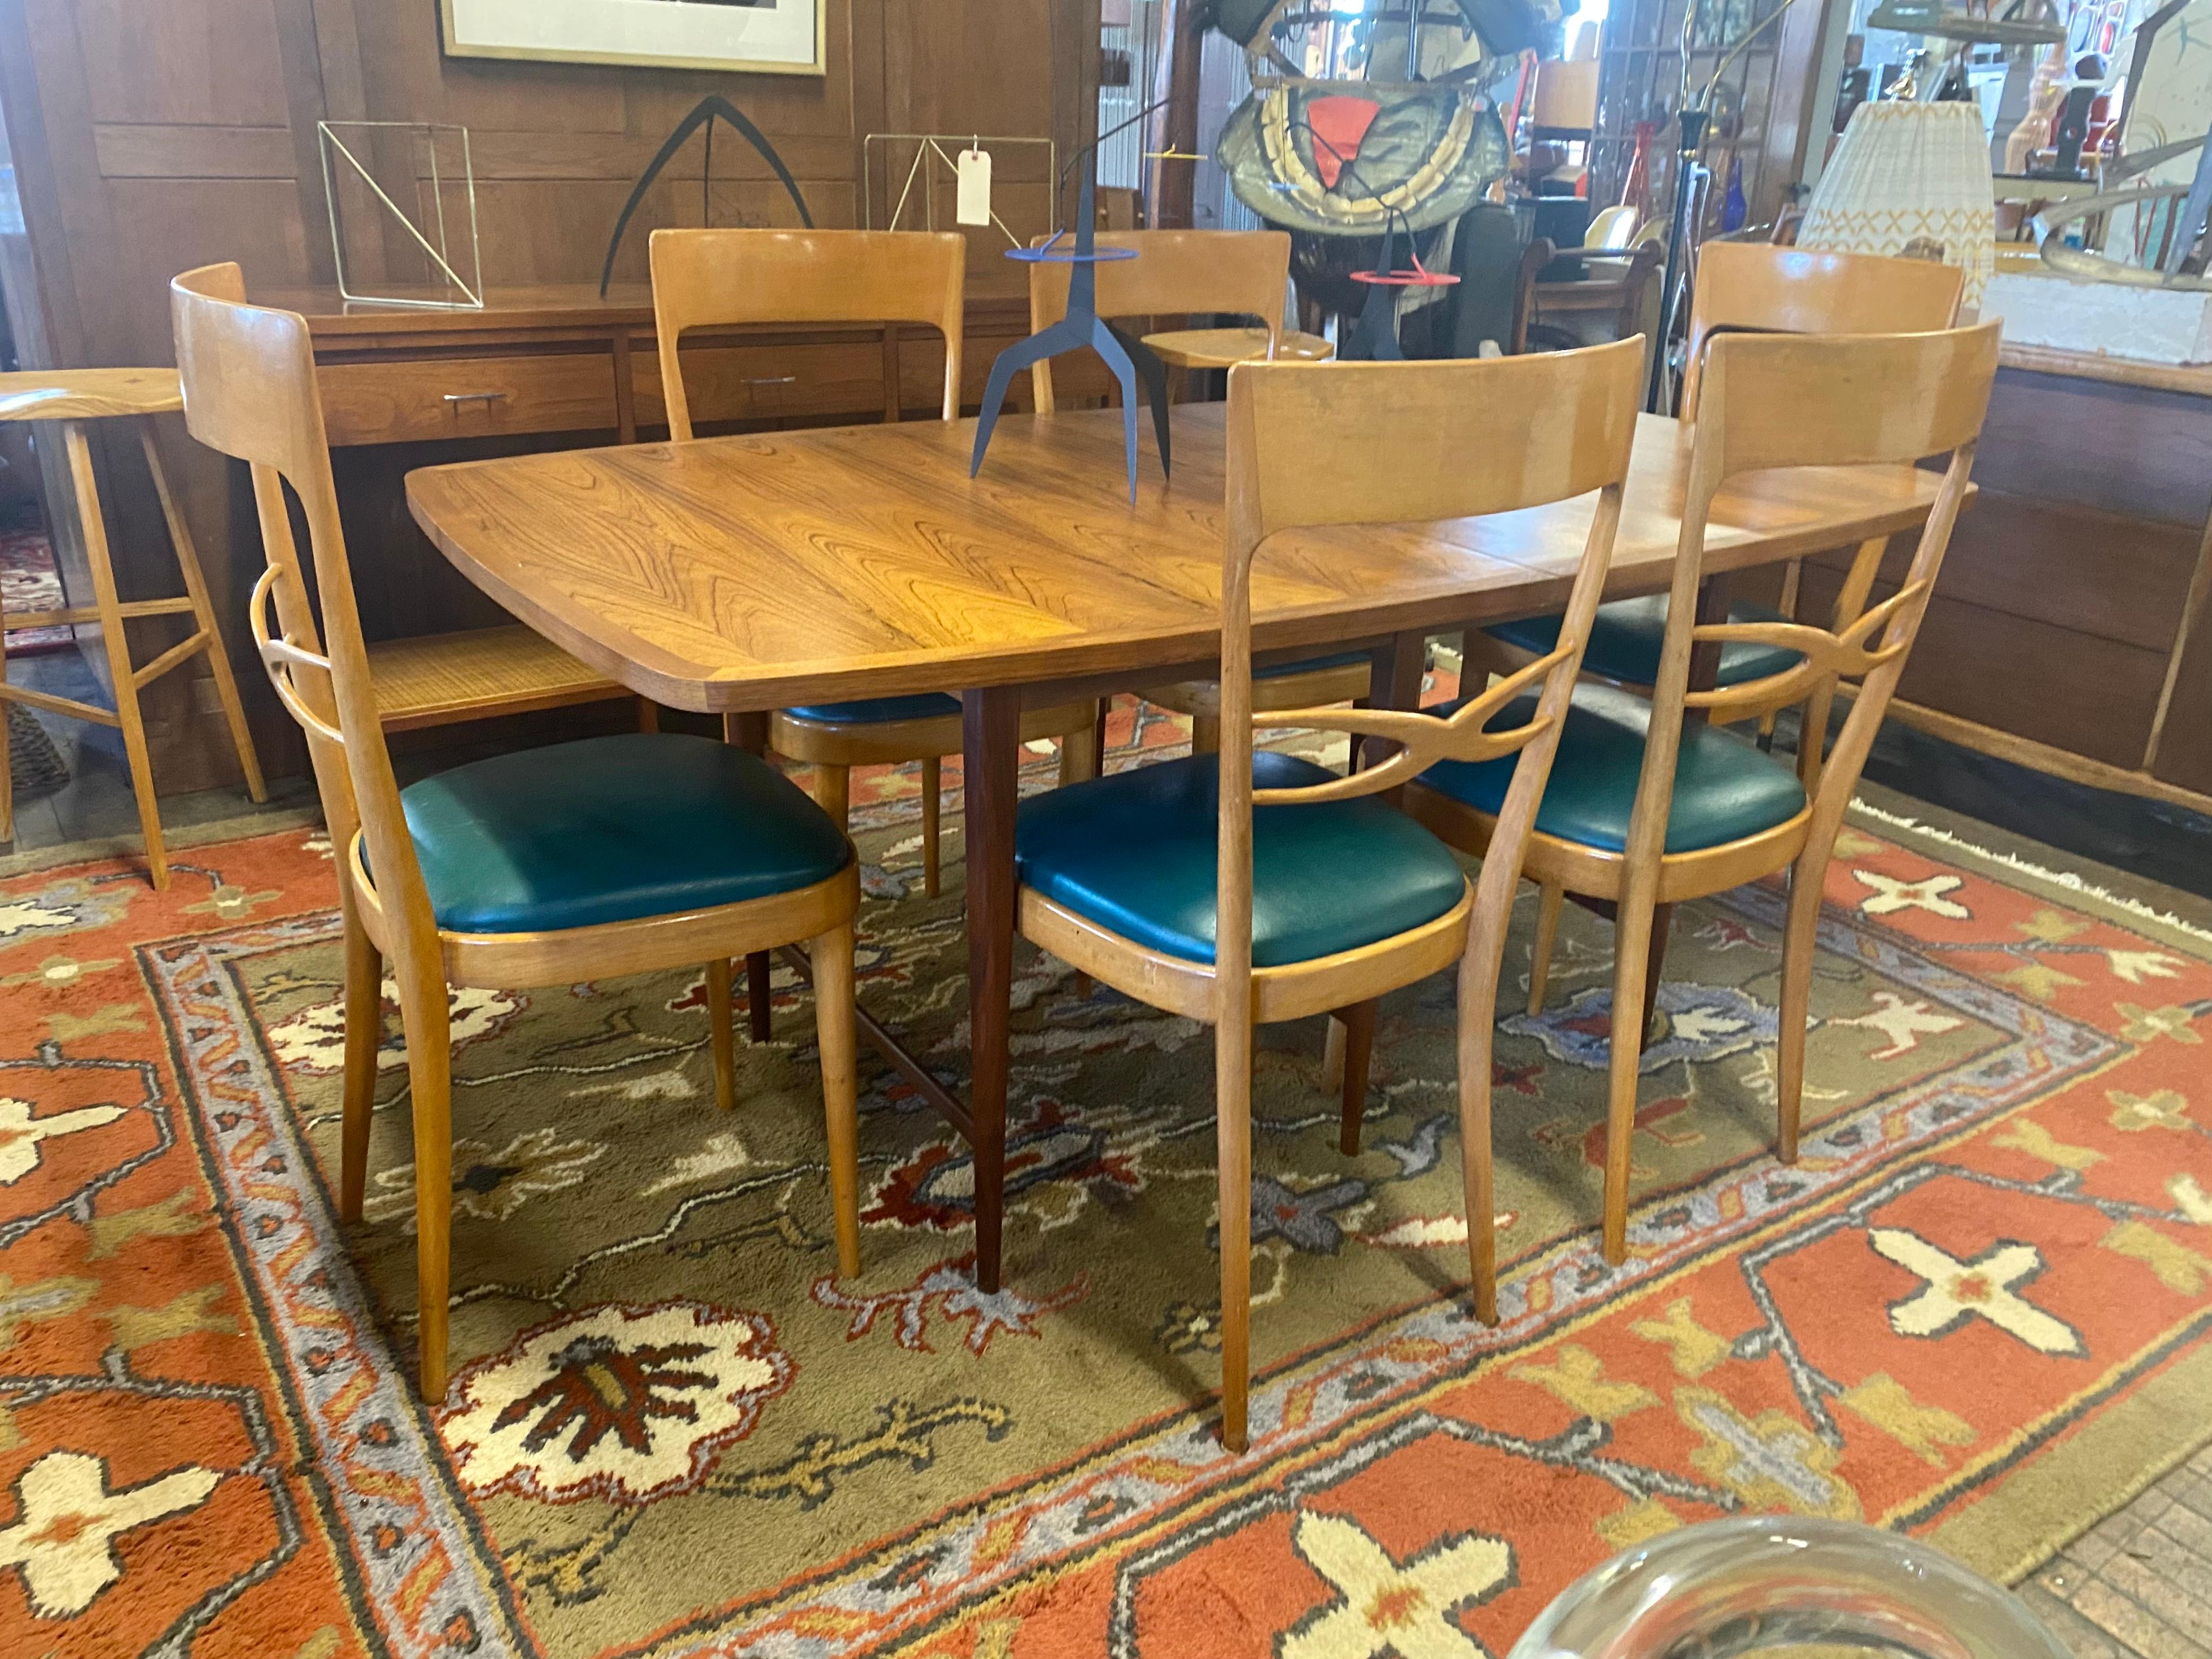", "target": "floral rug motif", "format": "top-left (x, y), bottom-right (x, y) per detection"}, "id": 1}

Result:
top-left (2, 710), bottom-right (2210, 1657)
top-left (1, 529), bottom-right (72, 654)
